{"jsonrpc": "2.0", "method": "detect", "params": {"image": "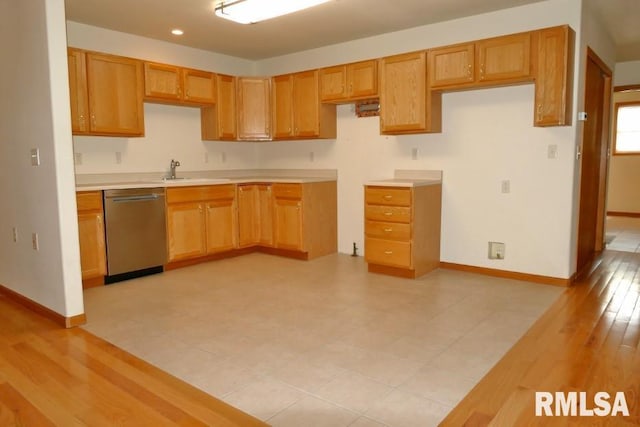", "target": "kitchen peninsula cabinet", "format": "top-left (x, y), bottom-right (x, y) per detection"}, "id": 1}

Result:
top-left (144, 62), bottom-right (216, 105)
top-left (237, 184), bottom-right (274, 247)
top-left (166, 185), bottom-right (237, 262)
top-left (272, 71), bottom-right (337, 140)
top-left (534, 25), bottom-right (573, 126)
top-left (237, 77), bottom-right (271, 141)
top-left (379, 51), bottom-right (442, 134)
top-left (428, 32), bottom-right (532, 89)
top-left (365, 183), bottom-right (441, 278)
top-left (76, 191), bottom-right (106, 287)
top-left (201, 74), bottom-right (237, 141)
top-left (319, 60), bottom-right (378, 102)
top-left (272, 182), bottom-right (337, 259)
